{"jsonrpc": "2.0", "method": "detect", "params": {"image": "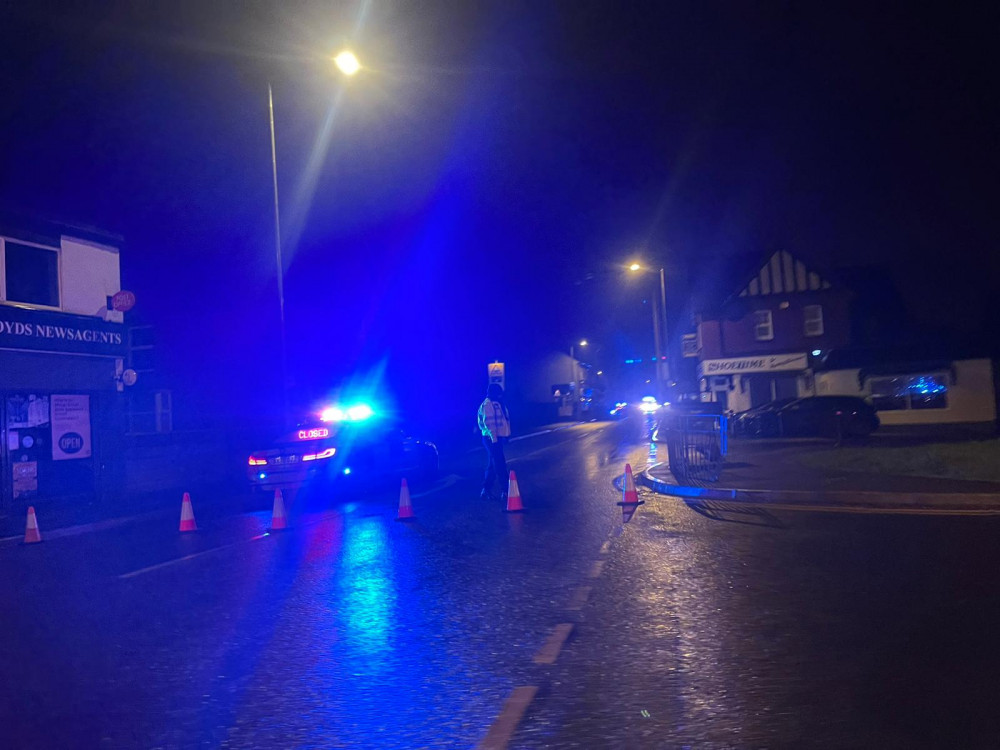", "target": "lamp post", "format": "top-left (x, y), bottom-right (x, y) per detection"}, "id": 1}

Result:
top-left (268, 50), bottom-right (361, 426)
top-left (627, 261), bottom-right (670, 398)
